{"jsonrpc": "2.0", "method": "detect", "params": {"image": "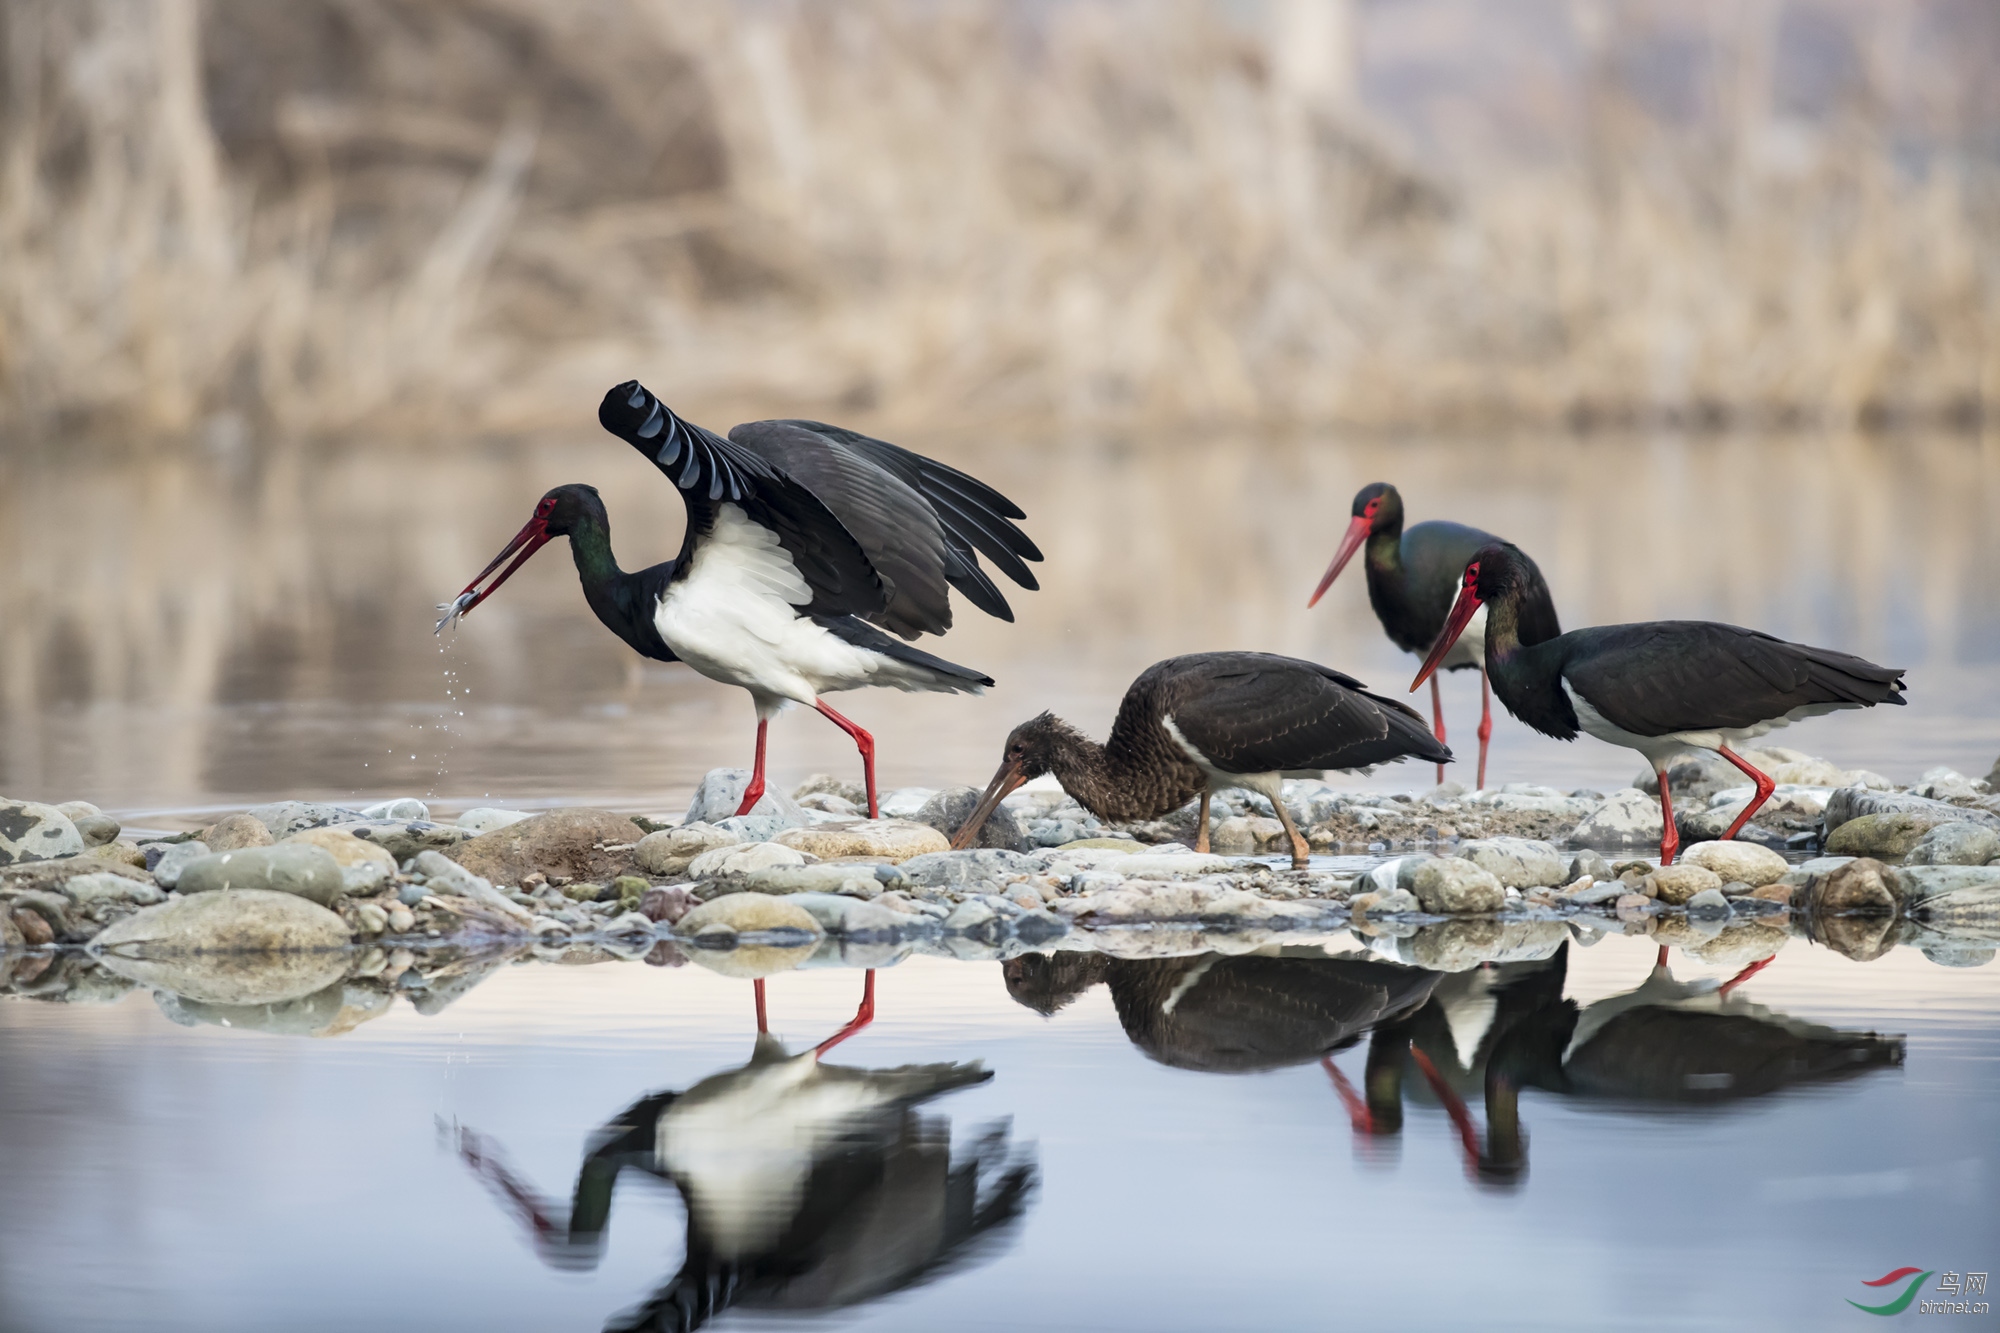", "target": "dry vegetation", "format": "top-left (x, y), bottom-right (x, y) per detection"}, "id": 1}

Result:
top-left (0, 0), bottom-right (1994, 438)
